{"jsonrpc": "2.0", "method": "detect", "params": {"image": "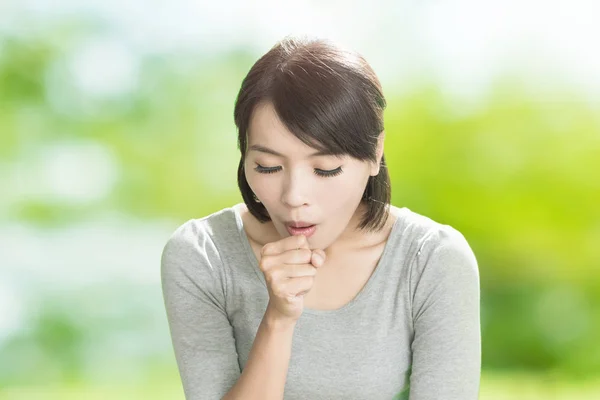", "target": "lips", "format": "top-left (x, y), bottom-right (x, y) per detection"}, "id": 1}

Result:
top-left (286, 221), bottom-right (314, 228)
top-left (286, 224), bottom-right (317, 237)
